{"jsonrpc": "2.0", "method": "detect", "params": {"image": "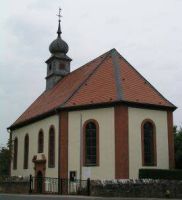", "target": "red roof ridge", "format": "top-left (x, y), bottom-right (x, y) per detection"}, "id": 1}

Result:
top-left (116, 51), bottom-right (176, 108)
top-left (69, 48), bottom-right (115, 75)
top-left (110, 49), bottom-right (124, 101)
top-left (61, 49), bottom-right (112, 107)
top-left (10, 49), bottom-right (114, 128)
top-left (42, 48), bottom-right (115, 92)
